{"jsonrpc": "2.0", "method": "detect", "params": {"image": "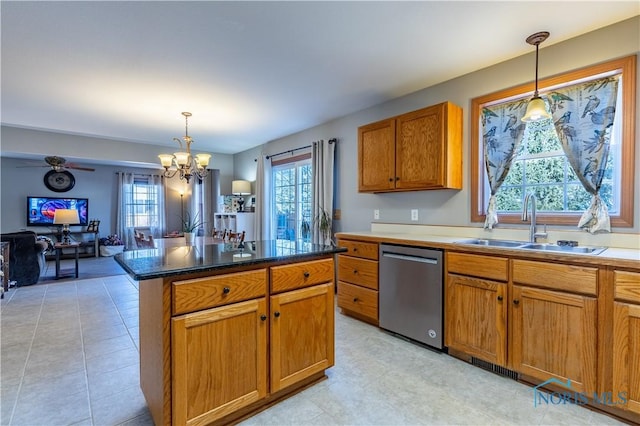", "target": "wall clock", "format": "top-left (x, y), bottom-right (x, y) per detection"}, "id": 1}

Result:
top-left (44, 170), bottom-right (76, 192)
